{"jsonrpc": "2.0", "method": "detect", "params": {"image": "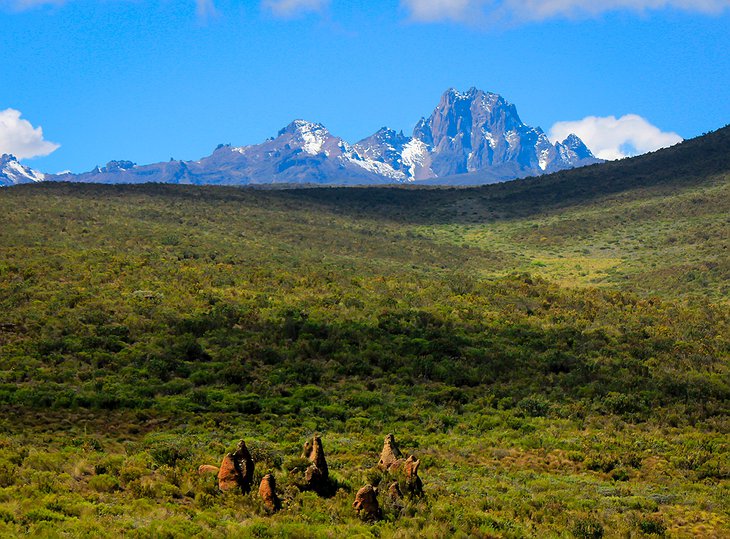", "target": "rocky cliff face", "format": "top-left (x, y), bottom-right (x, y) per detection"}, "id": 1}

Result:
top-left (408, 88), bottom-right (599, 178)
top-left (40, 88), bottom-right (600, 186)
